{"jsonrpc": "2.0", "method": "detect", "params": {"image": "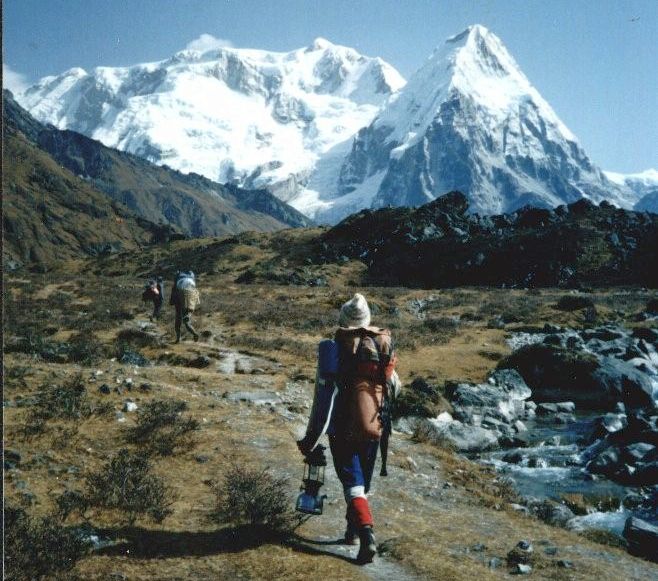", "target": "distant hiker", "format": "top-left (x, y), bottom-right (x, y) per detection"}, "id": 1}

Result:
top-left (170, 271), bottom-right (200, 343)
top-left (297, 293), bottom-right (400, 564)
top-left (142, 277), bottom-right (164, 321)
